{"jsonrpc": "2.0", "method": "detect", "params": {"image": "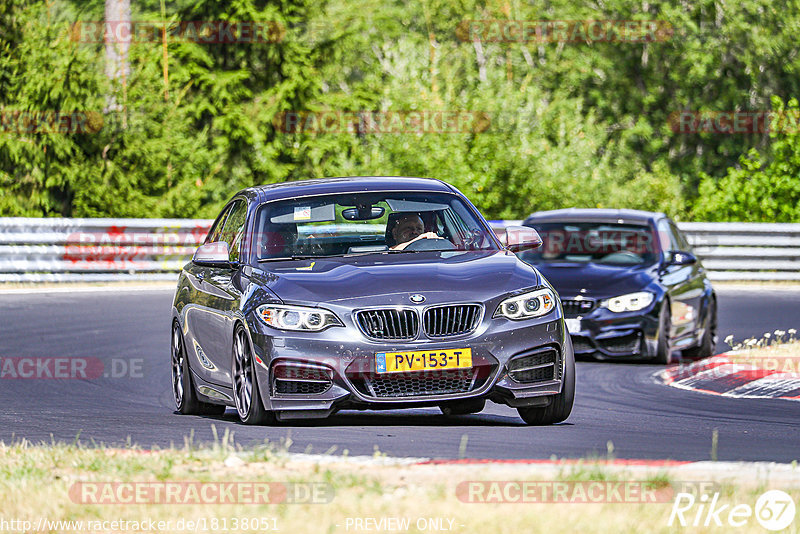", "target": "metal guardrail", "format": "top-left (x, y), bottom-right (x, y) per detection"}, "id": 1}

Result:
top-left (678, 222), bottom-right (800, 281)
top-left (0, 218), bottom-right (798, 282)
top-left (0, 218), bottom-right (212, 283)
